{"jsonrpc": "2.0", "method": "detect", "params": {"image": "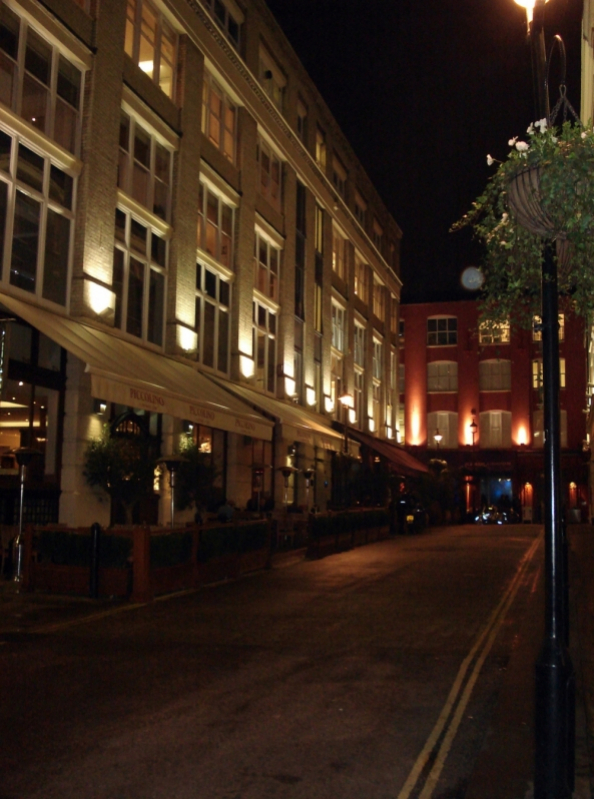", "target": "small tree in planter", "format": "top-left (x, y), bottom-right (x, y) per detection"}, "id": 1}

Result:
top-left (84, 424), bottom-right (157, 524)
top-left (453, 117), bottom-right (594, 327)
top-left (174, 435), bottom-right (220, 518)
